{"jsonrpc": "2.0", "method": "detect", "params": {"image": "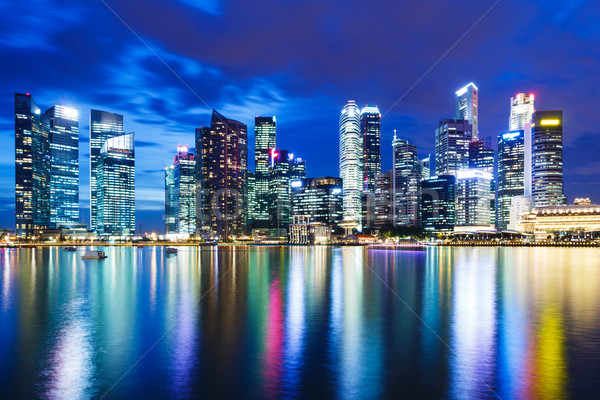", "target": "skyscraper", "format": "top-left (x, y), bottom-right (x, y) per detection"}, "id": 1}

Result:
top-left (339, 101), bottom-right (363, 227)
top-left (455, 83), bottom-right (479, 140)
top-left (195, 110), bottom-right (248, 240)
top-left (497, 130), bottom-right (525, 229)
top-left (164, 165), bottom-right (176, 234)
top-left (247, 171), bottom-right (256, 227)
top-left (46, 105), bottom-right (79, 225)
top-left (374, 171), bottom-right (393, 228)
top-left (509, 93), bottom-right (535, 131)
top-left (291, 177), bottom-right (343, 227)
top-left (531, 111), bottom-right (566, 207)
top-left (422, 175), bottom-right (456, 232)
top-left (435, 119), bottom-right (472, 176)
top-left (469, 139), bottom-right (495, 225)
top-left (419, 156), bottom-right (431, 181)
top-left (456, 170), bottom-right (492, 228)
top-left (96, 133), bottom-right (135, 238)
top-left (14, 93), bottom-right (50, 237)
top-left (360, 106), bottom-right (381, 193)
top-left (173, 145), bottom-right (196, 234)
top-left (90, 110), bottom-right (124, 231)
top-left (392, 132), bottom-right (421, 226)
top-left (254, 116), bottom-right (276, 228)
top-left (268, 150), bottom-right (306, 237)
